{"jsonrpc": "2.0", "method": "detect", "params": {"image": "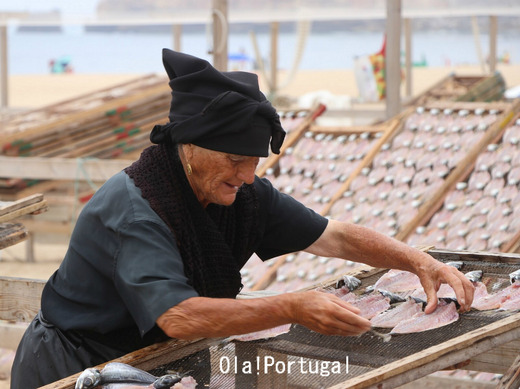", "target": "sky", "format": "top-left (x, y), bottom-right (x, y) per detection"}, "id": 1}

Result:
top-left (0, 0), bottom-right (99, 16)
